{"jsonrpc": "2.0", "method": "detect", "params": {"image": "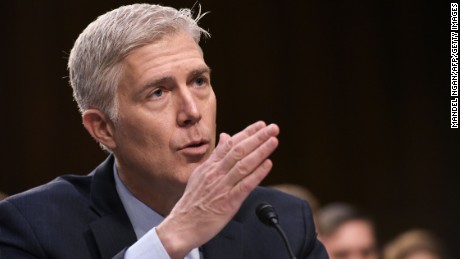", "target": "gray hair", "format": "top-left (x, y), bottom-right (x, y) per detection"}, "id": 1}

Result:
top-left (68, 3), bottom-right (210, 122)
